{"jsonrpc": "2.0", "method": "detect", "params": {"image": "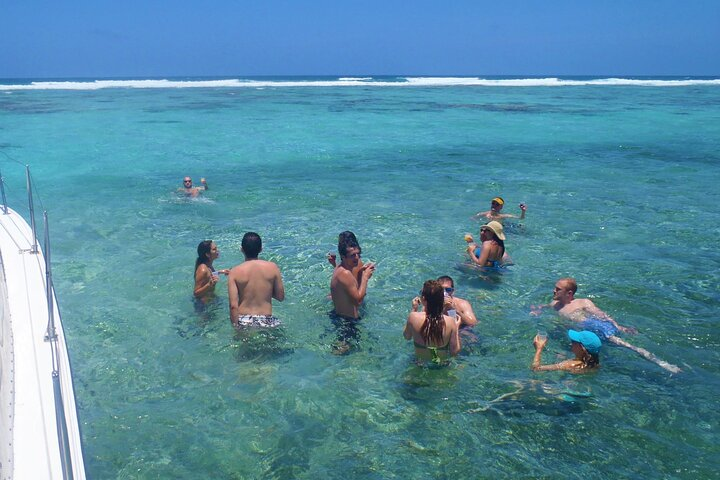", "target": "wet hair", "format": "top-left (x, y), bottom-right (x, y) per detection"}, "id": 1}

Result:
top-left (195, 240), bottom-right (213, 273)
top-left (339, 239), bottom-right (360, 258)
top-left (338, 230), bottom-right (361, 255)
top-left (573, 342), bottom-right (600, 369)
top-left (420, 280), bottom-right (445, 345)
top-left (559, 278), bottom-right (578, 294)
top-left (437, 275), bottom-right (454, 288)
top-left (481, 228), bottom-right (505, 258)
top-left (241, 232), bottom-right (262, 259)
